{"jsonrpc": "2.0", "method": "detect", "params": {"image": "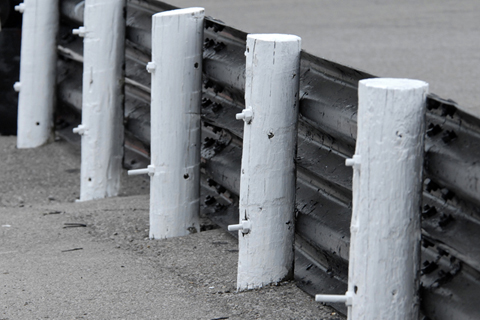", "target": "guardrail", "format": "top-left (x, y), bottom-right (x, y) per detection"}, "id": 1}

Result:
top-left (13, 0), bottom-right (480, 318)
